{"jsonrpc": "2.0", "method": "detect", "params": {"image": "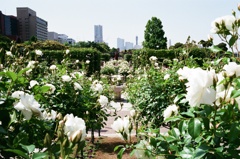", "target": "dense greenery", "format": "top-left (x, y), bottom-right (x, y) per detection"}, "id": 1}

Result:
top-left (143, 17), bottom-right (167, 50)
